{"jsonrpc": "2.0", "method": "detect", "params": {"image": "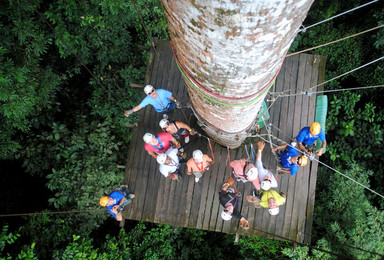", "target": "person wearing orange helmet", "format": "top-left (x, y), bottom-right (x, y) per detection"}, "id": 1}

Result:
top-left (296, 122), bottom-right (327, 156)
top-left (272, 142), bottom-right (308, 176)
top-left (99, 185), bottom-right (135, 222)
